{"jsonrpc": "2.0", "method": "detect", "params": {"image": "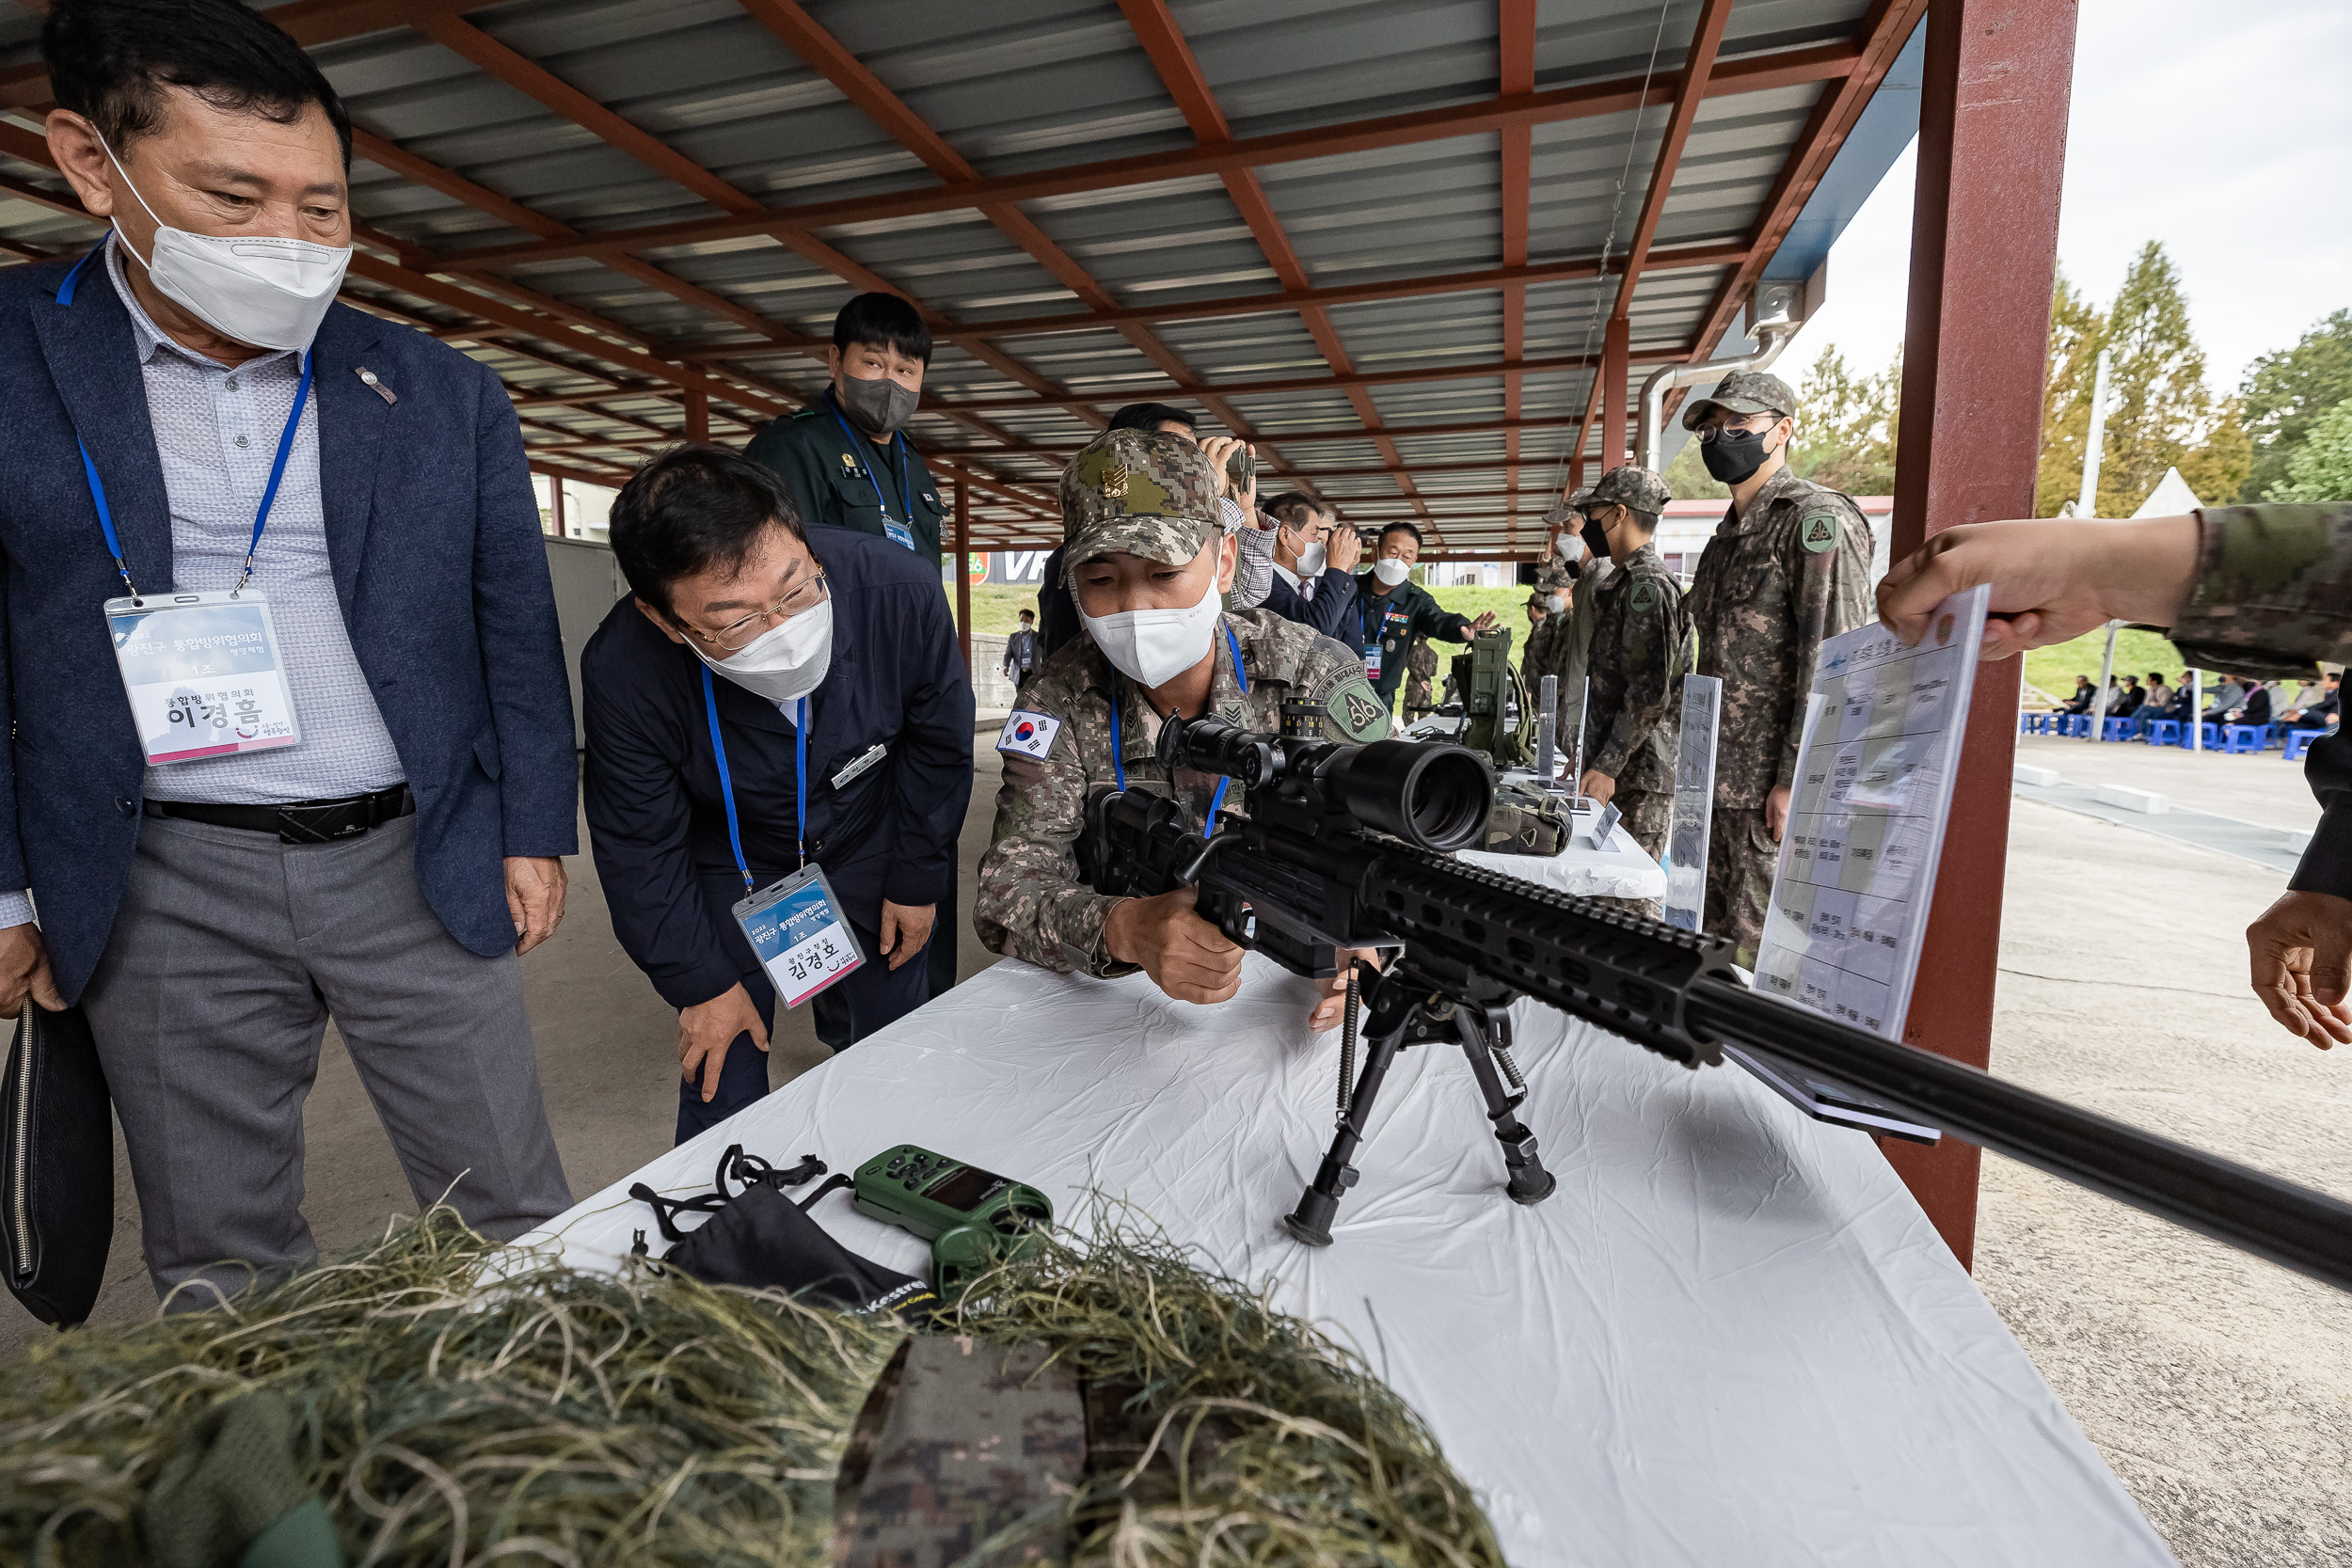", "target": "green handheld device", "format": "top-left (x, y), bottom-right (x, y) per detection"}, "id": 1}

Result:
top-left (851, 1145), bottom-right (1052, 1297)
